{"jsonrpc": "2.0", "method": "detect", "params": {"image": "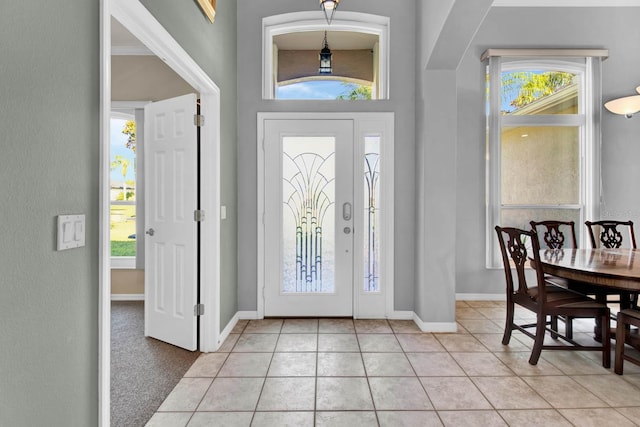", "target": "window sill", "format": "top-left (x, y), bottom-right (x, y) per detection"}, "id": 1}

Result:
top-left (111, 257), bottom-right (136, 269)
